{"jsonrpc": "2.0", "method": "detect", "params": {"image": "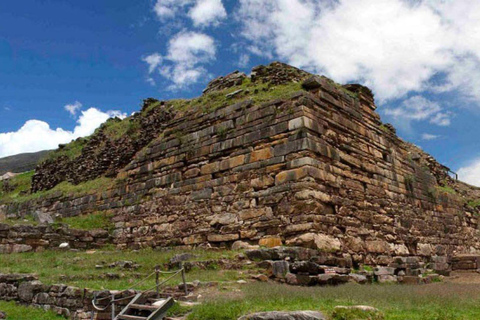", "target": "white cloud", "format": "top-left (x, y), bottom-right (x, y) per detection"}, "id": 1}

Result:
top-left (154, 0), bottom-right (226, 27)
top-left (143, 53), bottom-right (163, 74)
top-left (384, 95), bottom-right (452, 126)
top-left (189, 0), bottom-right (227, 27)
top-left (153, 0), bottom-right (192, 20)
top-left (64, 101), bottom-right (82, 116)
top-left (429, 112), bottom-right (452, 126)
top-left (421, 133), bottom-right (440, 141)
top-left (458, 158), bottom-right (480, 187)
top-left (144, 31), bottom-right (216, 89)
top-left (238, 54), bottom-right (250, 68)
top-left (236, 0), bottom-right (480, 103)
top-left (0, 107), bottom-right (126, 158)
